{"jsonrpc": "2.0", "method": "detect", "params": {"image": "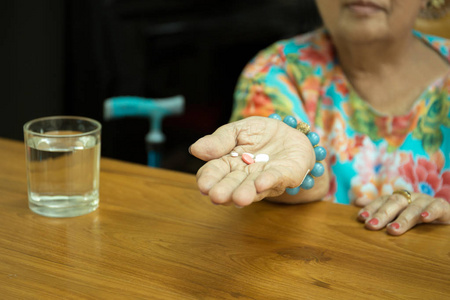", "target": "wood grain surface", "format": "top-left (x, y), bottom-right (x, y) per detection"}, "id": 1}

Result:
top-left (0, 138), bottom-right (449, 299)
